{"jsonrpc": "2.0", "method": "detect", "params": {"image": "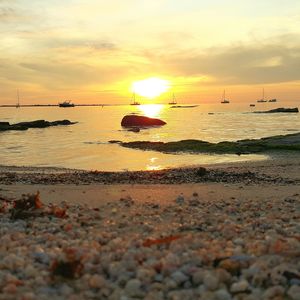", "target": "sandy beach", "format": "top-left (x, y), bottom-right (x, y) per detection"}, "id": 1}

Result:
top-left (0, 156), bottom-right (300, 299)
